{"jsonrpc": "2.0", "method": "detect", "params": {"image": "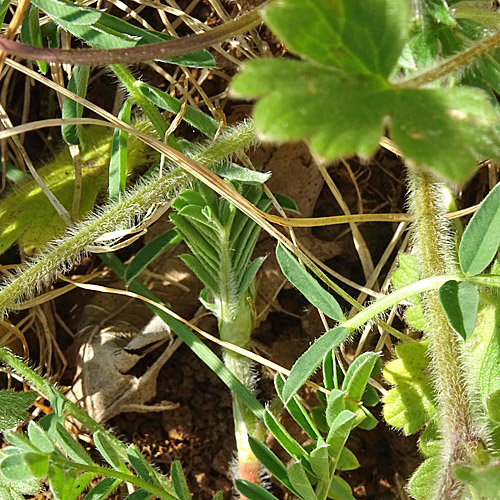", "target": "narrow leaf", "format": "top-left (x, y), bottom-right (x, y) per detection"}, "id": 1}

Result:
top-left (22, 453), bottom-right (49, 479)
top-left (171, 461), bottom-right (190, 500)
top-left (460, 181), bottom-right (500, 275)
top-left (309, 444), bottom-right (330, 482)
top-left (326, 410), bottom-right (357, 465)
top-left (264, 409), bottom-right (307, 460)
top-left (326, 389), bottom-right (346, 428)
top-left (20, 5), bottom-right (47, 73)
top-left (328, 475), bottom-right (356, 500)
top-left (62, 65), bottom-right (90, 145)
top-left (212, 161), bottom-right (271, 184)
top-left (438, 280), bottom-right (479, 340)
top-left (27, 422), bottom-right (55, 453)
top-left (109, 99), bottom-right (133, 200)
top-left (94, 431), bottom-right (128, 472)
top-left (124, 229), bottom-right (182, 286)
top-left (235, 480), bottom-right (280, 500)
top-left (276, 244), bottom-right (344, 321)
top-left (336, 447), bottom-right (359, 471)
top-left (83, 478), bottom-right (121, 500)
top-left (237, 256), bottom-right (266, 296)
top-left (287, 462), bottom-right (315, 500)
top-left (282, 327), bottom-right (349, 403)
top-left (55, 423), bottom-right (93, 465)
top-left (341, 352), bottom-right (379, 402)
